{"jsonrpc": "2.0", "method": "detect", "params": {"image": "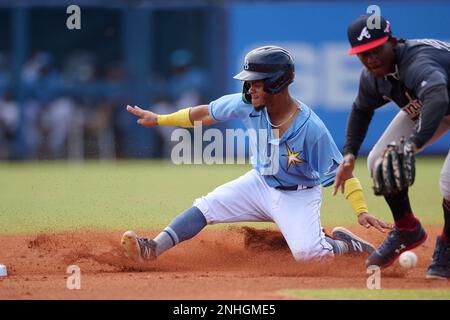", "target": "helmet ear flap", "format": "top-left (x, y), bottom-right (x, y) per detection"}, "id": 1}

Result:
top-left (242, 81), bottom-right (252, 104)
top-left (264, 70), bottom-right (294, 94)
